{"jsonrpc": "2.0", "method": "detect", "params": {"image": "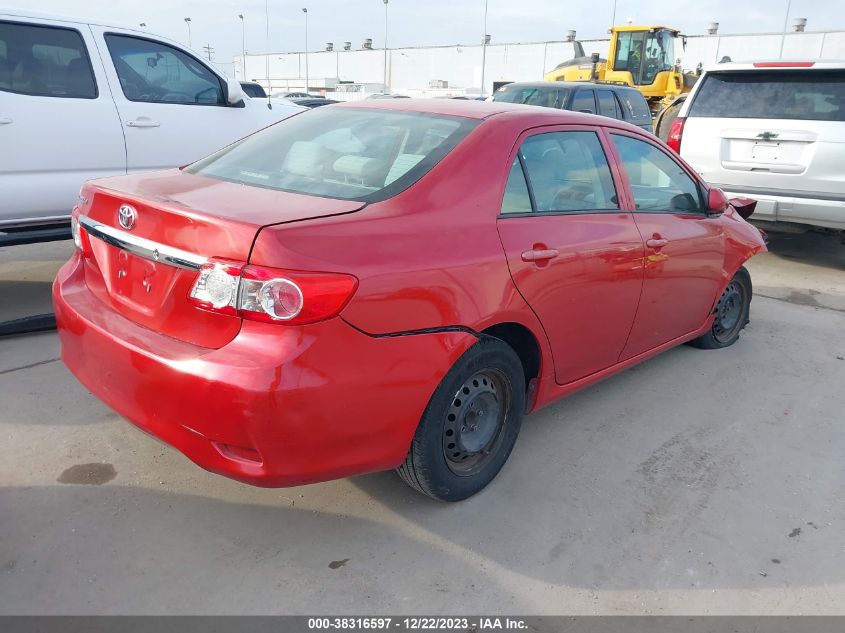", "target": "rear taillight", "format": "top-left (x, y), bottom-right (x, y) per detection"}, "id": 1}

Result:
top-left (188, 259), bottom-right (358, 325)
top-left (666, 116), bottom-right (685, 154)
